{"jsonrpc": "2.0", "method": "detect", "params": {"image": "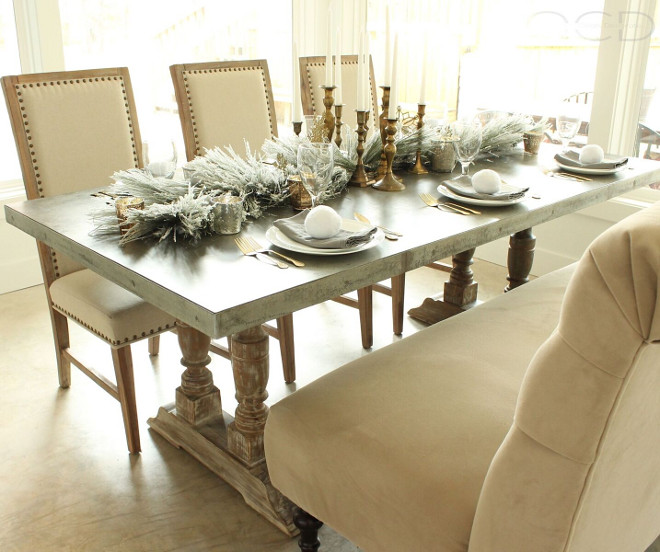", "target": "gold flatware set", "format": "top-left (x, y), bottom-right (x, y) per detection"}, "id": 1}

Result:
top-left (354, 212), bottom-right (402, 240)
top-left (543, 169), bottom-right (592, 182)
top-left (234, 236), bottom-right (305, 268)
top-left (418, 193), bottom-right (481, 215)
